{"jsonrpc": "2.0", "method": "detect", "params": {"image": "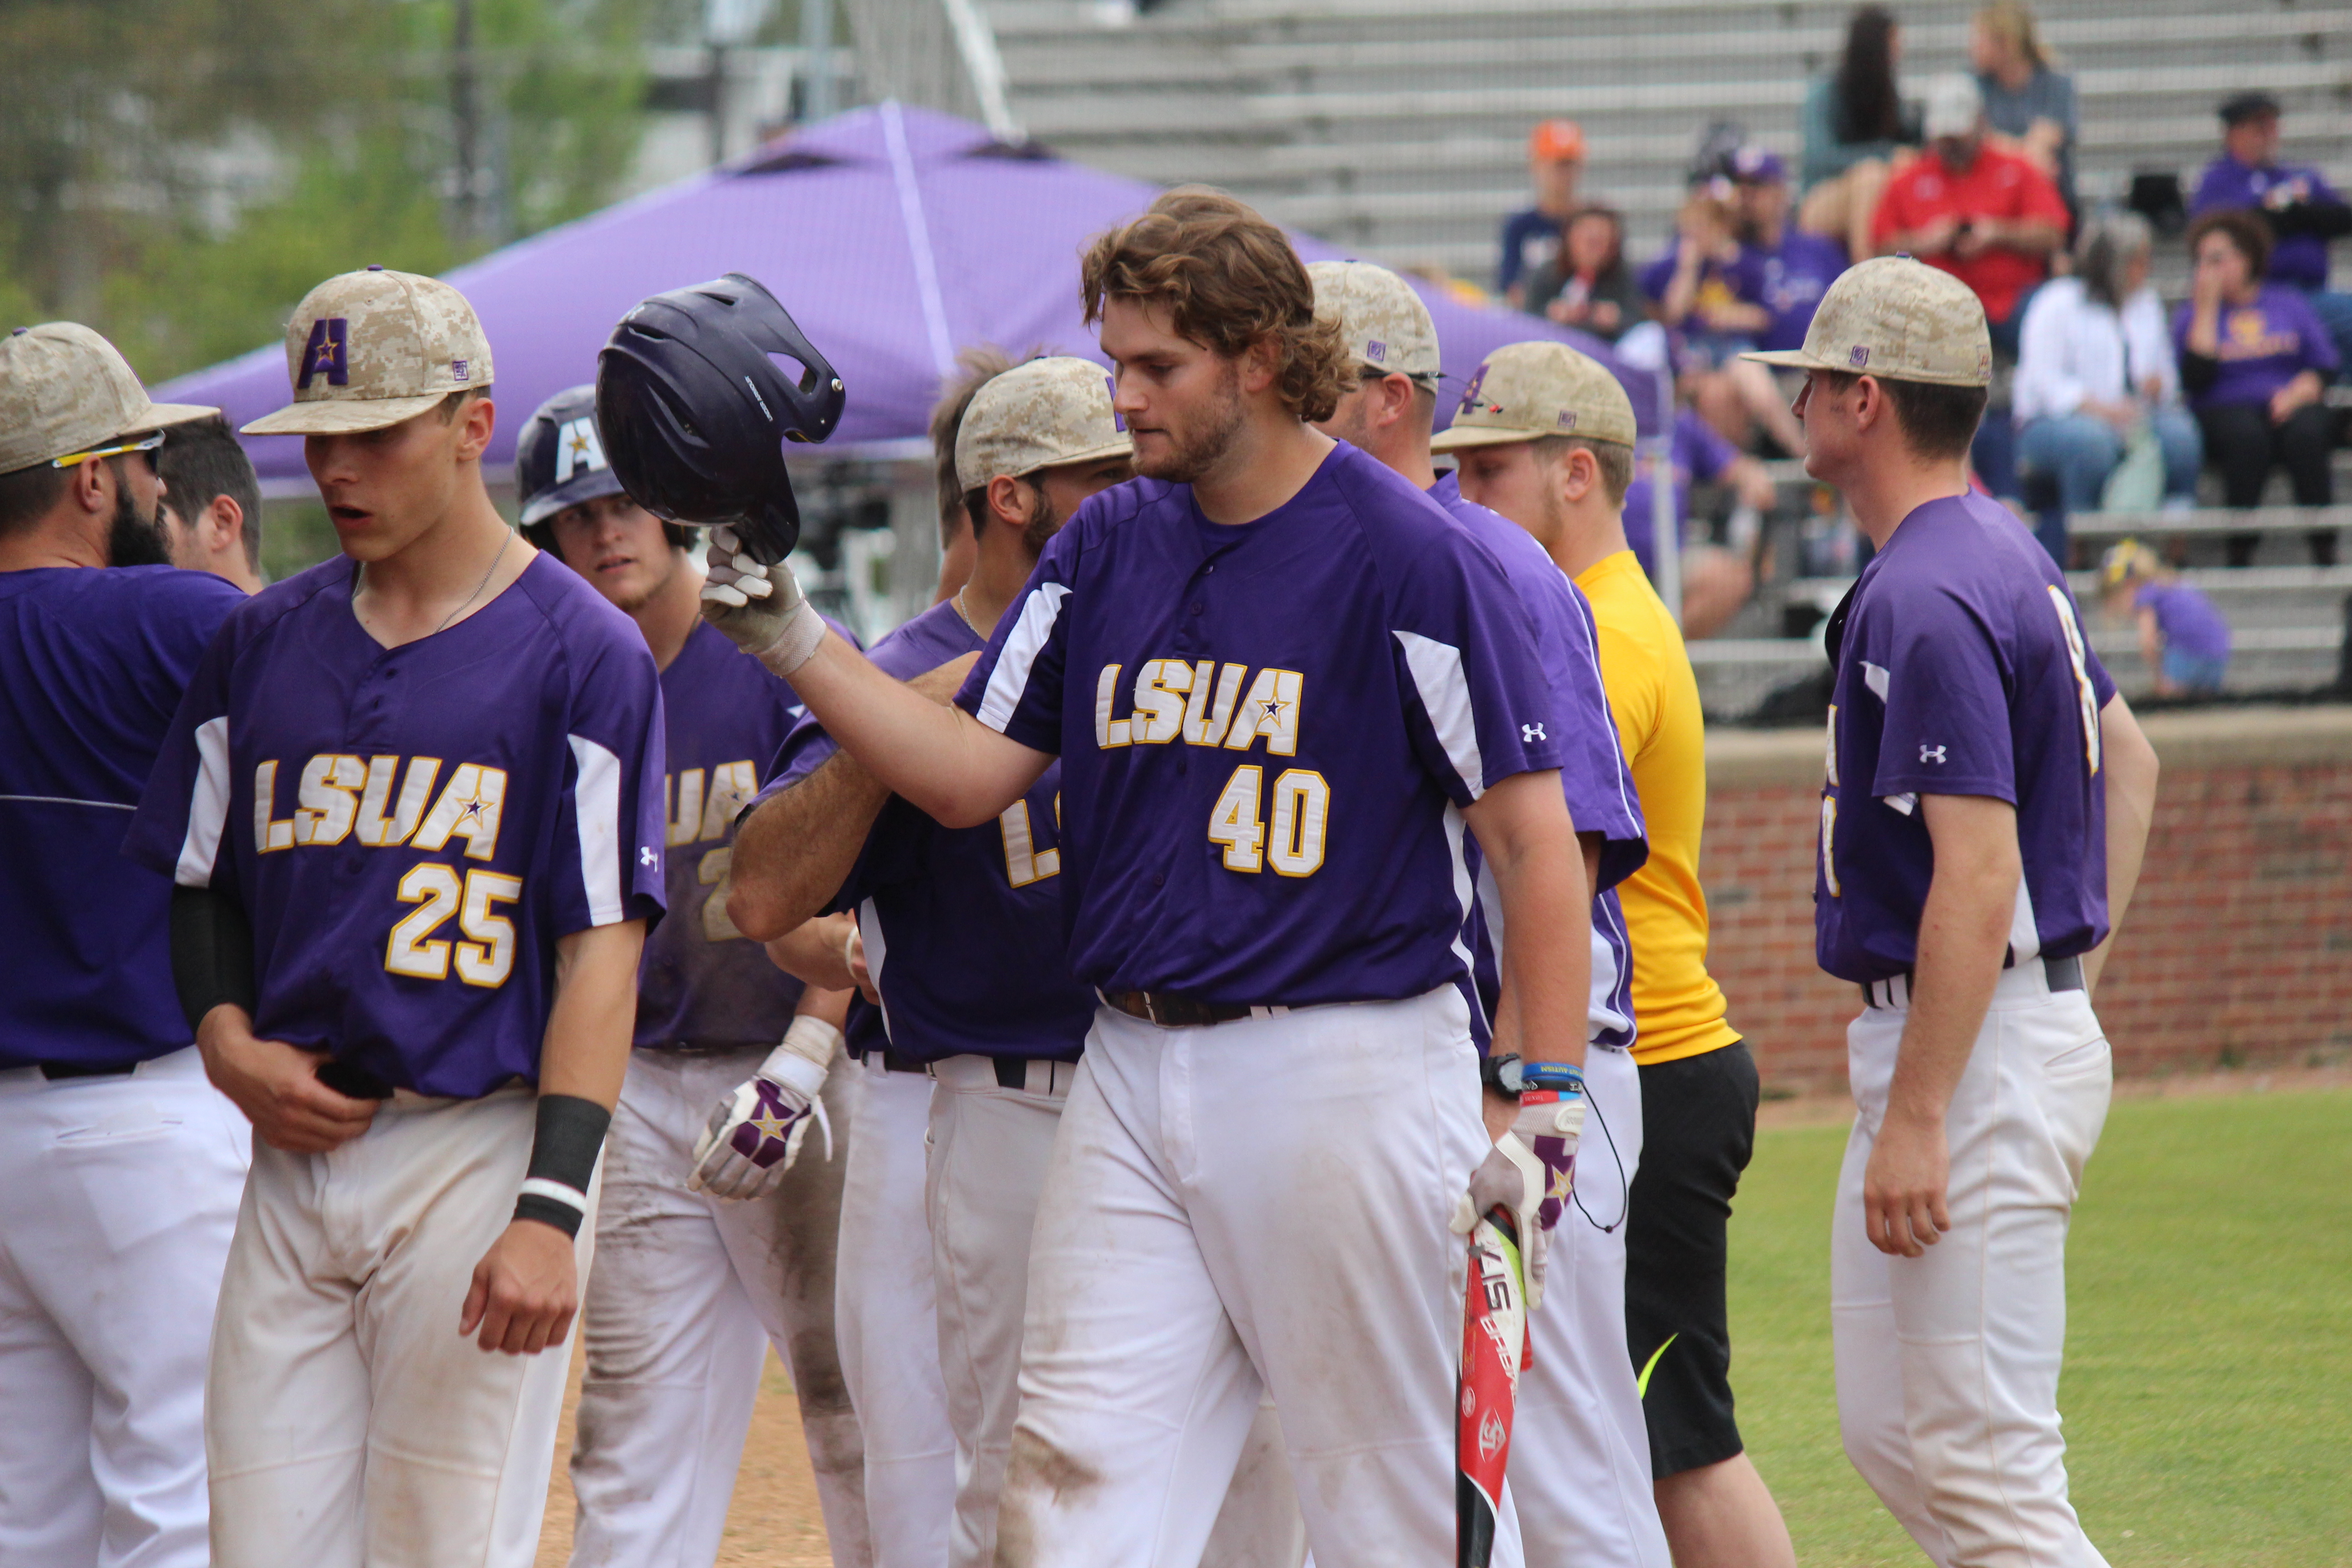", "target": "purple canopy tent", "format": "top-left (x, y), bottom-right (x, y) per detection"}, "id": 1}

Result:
top-left (156, 102), bottom-right (1661, 492)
